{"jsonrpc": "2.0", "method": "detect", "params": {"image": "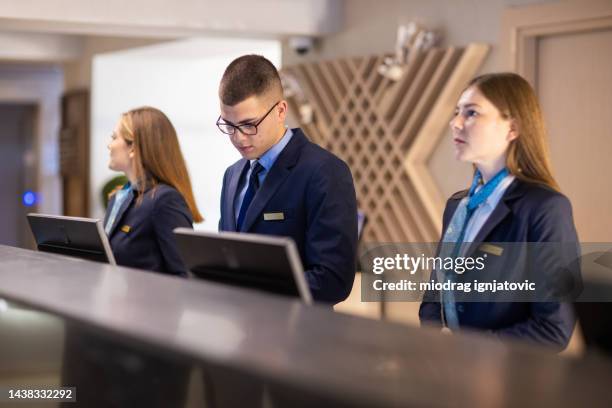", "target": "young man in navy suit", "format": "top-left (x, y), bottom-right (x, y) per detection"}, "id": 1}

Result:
top-left (217, 54), bottom-right (358, 304)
